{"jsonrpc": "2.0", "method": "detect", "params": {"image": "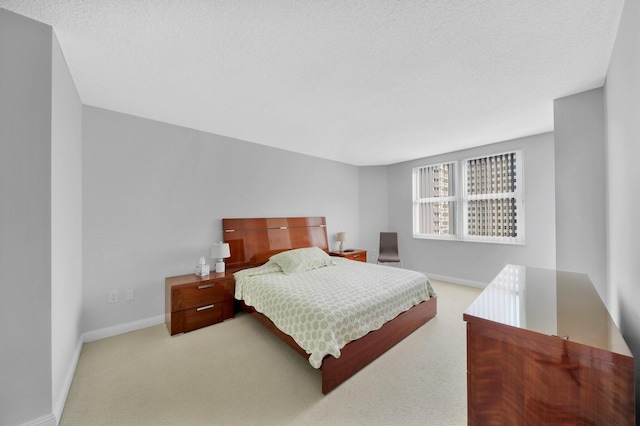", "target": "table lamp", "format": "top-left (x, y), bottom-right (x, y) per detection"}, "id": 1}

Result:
top-left (211, 242), bottom-right (231, 273)
top-left (336, 232), bottom-right (347, 253)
